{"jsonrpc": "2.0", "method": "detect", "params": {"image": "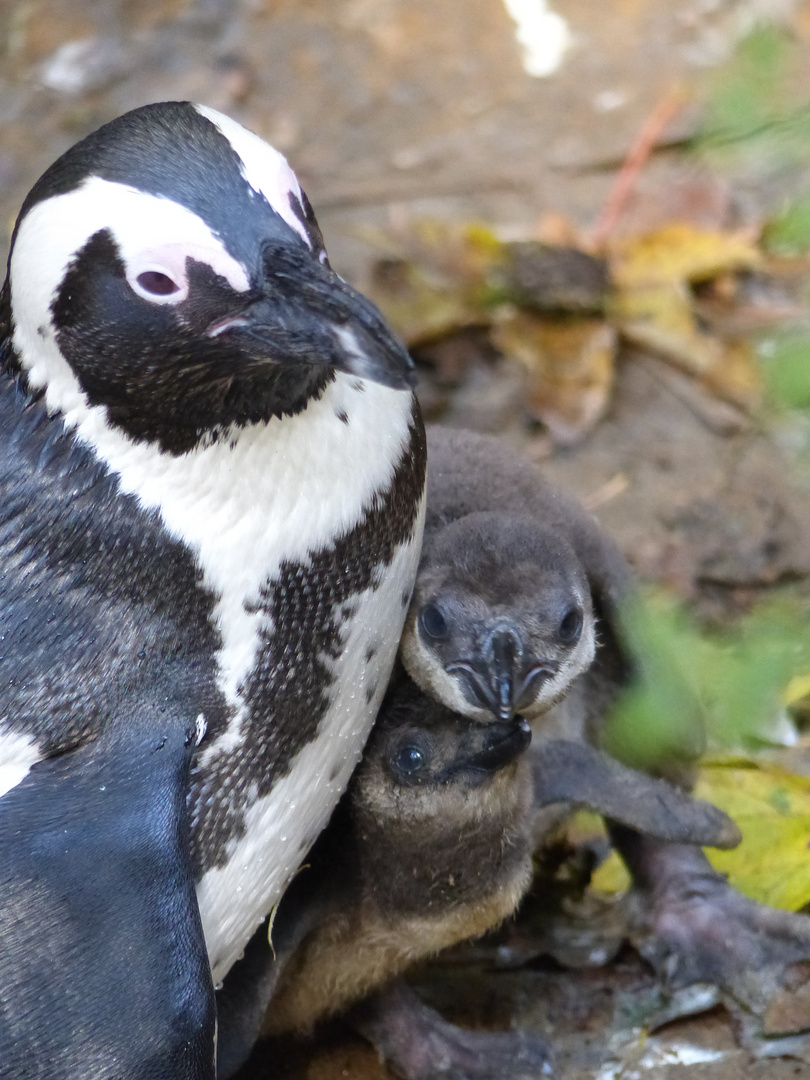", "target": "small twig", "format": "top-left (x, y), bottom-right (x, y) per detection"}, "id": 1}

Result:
top-left (591, 88), bottom-right (688, 249)
top-left (583, 473), bottom-right (630, 511)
